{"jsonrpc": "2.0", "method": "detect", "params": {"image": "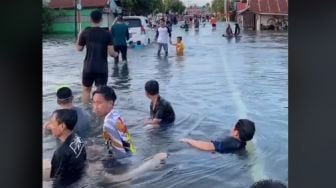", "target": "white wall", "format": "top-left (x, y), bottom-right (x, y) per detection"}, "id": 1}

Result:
top-left (260, 15), bottom-right (274, 26)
